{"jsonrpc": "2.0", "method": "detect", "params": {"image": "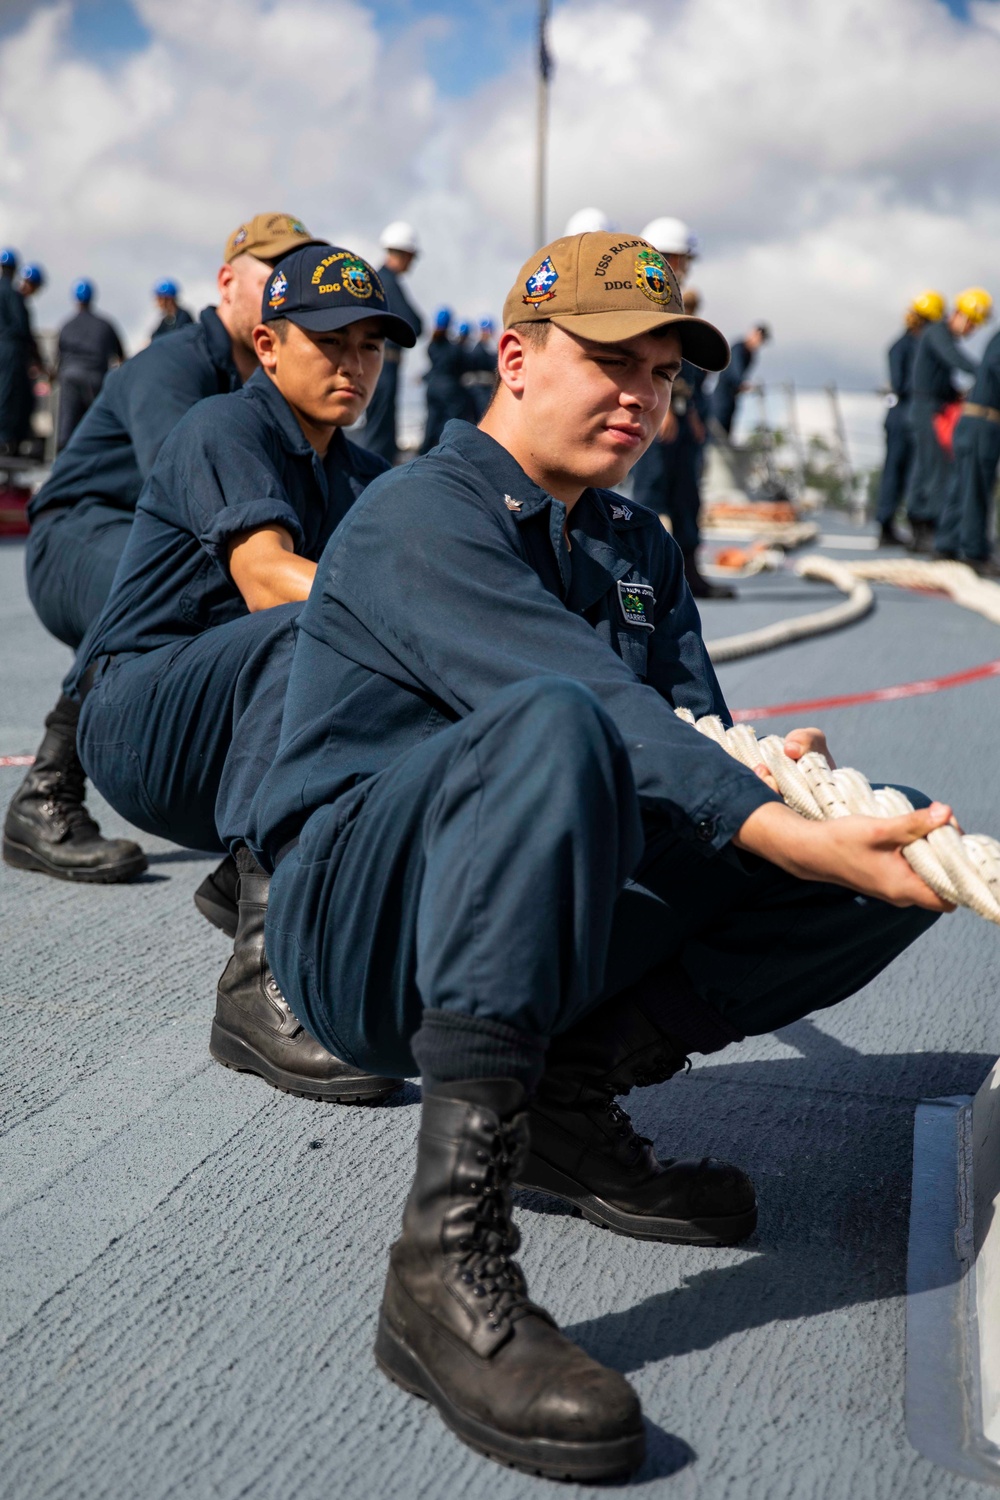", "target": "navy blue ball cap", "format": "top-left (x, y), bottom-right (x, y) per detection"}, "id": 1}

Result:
top-left (260, 243), bottom-right (417, 348)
